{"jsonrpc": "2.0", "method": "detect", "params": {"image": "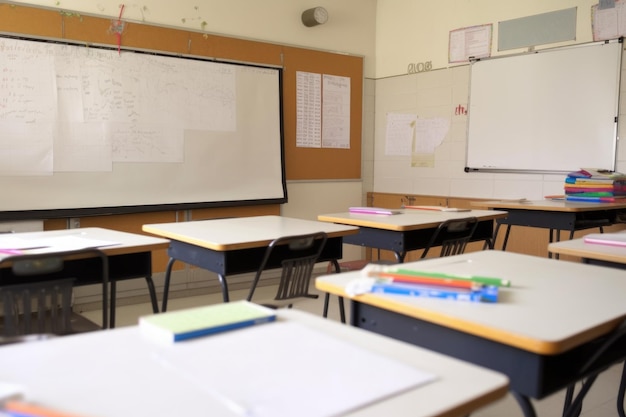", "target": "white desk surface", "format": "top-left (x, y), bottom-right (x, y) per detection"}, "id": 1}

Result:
top-left (316, 250), bottom-right (626, 355)
top-left (0, 227), bottom-right (169, 259)
top-left (142, 215), bottom-right (358, 251)
top-left (317, 209), bottom-right (507, 231)
top-left (473, 199), bottom-right (626, 212)
top-left (0, 309), bottom-right (508, 417)
top-left (548, 232), bottom-right (626, 264)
